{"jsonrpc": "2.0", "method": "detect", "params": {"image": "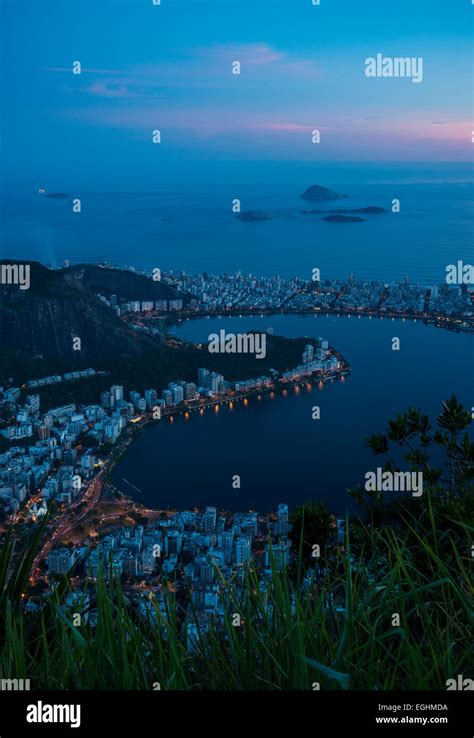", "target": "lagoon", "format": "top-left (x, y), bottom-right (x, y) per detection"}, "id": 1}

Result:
top-left (112, 314), bottom-right (472, 514)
